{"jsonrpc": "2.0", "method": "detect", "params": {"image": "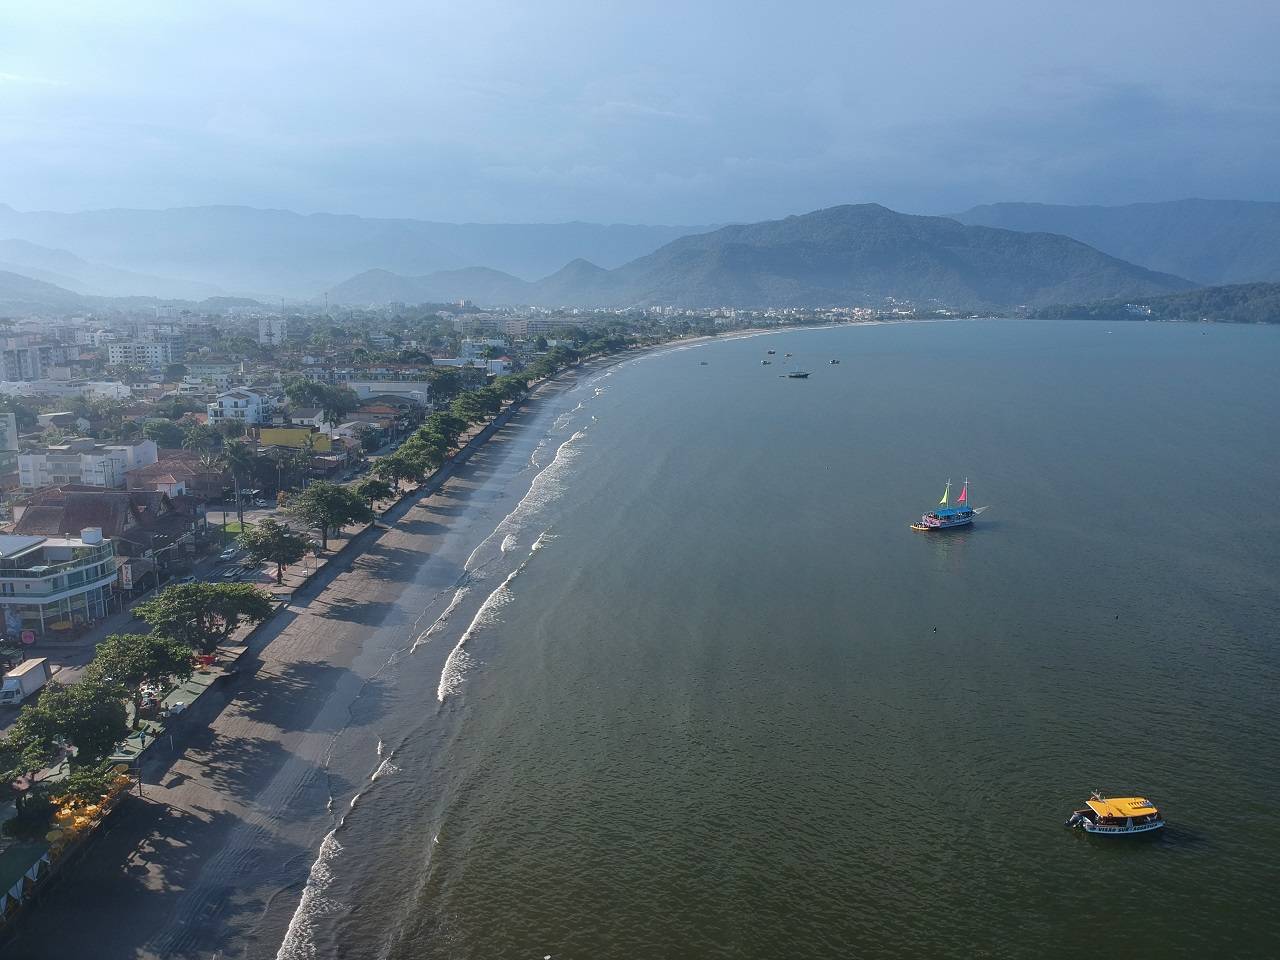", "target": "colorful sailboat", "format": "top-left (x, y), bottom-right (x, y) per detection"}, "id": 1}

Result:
top-left (910, 478), bottom-right (976, 531)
